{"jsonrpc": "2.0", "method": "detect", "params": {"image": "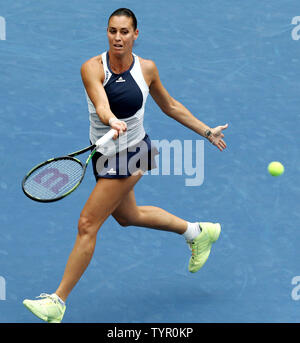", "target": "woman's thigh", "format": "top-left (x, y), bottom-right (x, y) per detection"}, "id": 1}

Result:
top-left (111, 189), bottom-right (140, 226)
top-left (79, 173), bottom-right (143, 233)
